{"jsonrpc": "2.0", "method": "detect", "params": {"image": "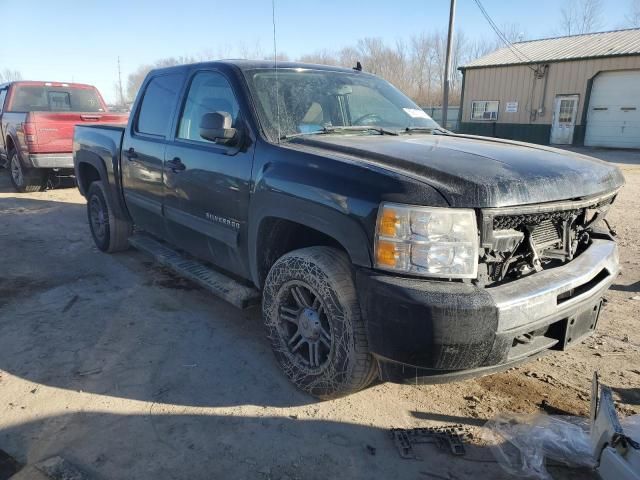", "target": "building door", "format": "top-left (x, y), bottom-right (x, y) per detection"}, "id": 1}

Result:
top-left (550, 95), bottom-right (579, 145)
top-left (585, 70), bottom-right (640, 148)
